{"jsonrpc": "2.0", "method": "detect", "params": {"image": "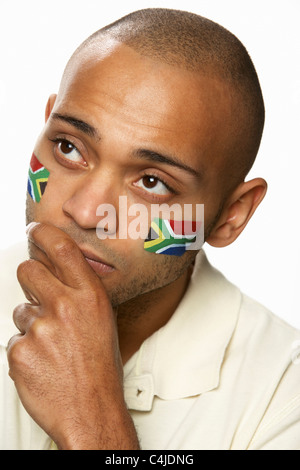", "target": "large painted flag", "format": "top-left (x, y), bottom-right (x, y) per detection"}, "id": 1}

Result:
top-left (144, 218), bottom-right (201, 256)
top-left (27, 153), bottom-right (50, 203)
